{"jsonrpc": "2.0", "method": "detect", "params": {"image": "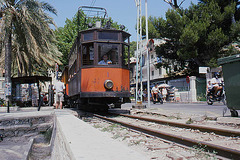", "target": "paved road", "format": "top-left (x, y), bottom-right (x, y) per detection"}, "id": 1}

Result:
top-left (121, 102), bottom-right (235, 118)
